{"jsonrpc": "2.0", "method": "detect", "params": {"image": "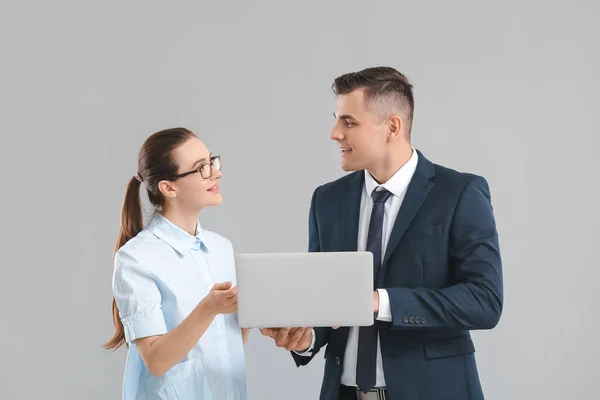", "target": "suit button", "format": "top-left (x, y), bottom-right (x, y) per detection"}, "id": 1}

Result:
top-left (409, 316), bottom-right (415, 324)
top-left (415, 317), bottom-right (421, 323)
top-left (336, 357), bottom-right (340, 365)
top-left (403, 316), bottom-right (409, 324)
top-left (421, 317), bottom-right (426, 324)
